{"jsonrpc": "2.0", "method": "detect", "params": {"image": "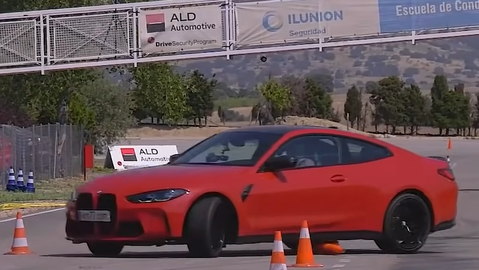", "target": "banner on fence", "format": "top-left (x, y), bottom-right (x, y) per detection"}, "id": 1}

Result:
top-left (106, 145), bottom-right (178, 170)
top-left (235, 0), bottom-right (380, 46)
top-left (378, 0), bottom-right (479, 32)
top-left (139, 6), bottom-right (223, 53)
